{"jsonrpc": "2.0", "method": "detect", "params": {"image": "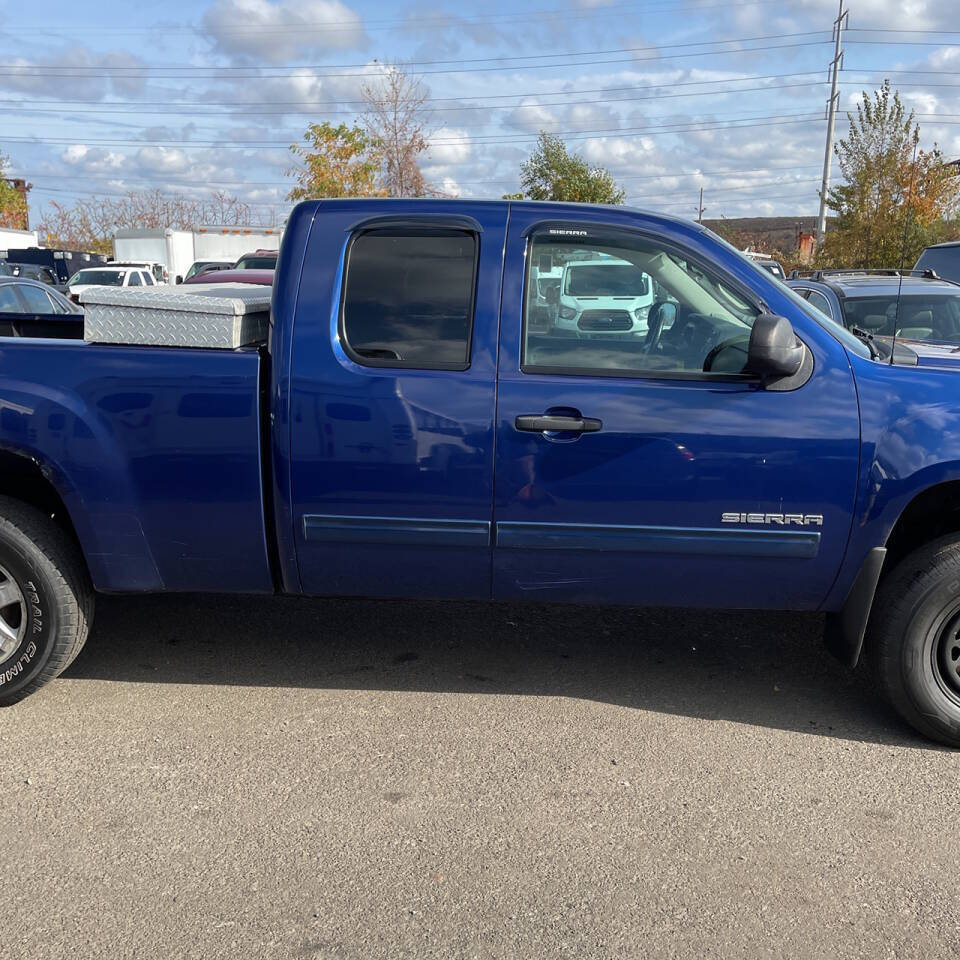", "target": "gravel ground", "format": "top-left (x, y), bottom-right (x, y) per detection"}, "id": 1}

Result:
top-left (1, 593), bottom-right (958, 959)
